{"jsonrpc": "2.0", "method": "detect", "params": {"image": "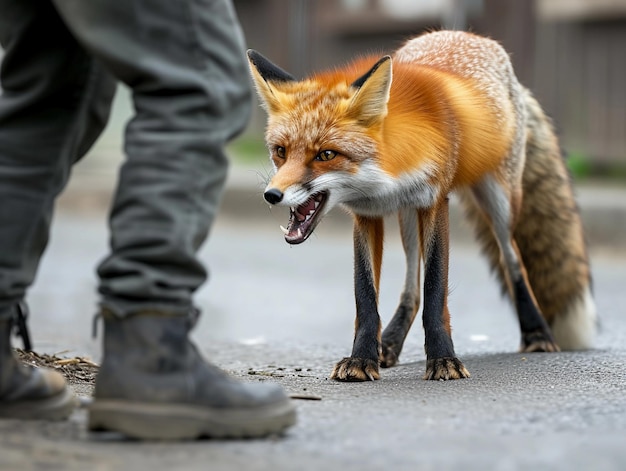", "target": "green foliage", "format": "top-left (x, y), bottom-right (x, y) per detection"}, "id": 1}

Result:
top-left (567, 151), bottom-right (626, 182)
top-left (566, 151), bottom-right (592, 180)
top-left (226, 135), bottom-right (268, 164)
